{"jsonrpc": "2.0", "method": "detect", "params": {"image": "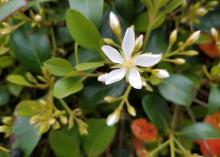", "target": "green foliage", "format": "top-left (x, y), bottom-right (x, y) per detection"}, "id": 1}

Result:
top-left (208, 84), bottom-right (220, 113)
top-left (16, 100), bottom-right (42, 117)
